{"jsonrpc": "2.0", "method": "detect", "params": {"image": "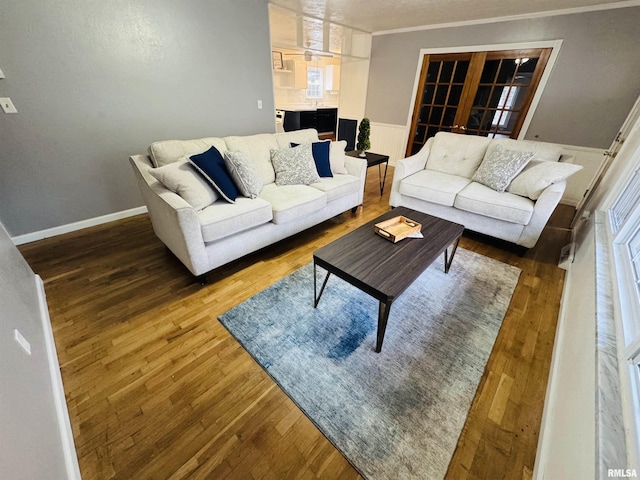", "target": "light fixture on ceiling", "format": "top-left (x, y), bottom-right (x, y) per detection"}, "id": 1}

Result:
top-left (284, 50), bottom-right (333, 62)
top-left (514, 58), bottom-right (530, 65)
top-left (283, 42), bottom-right (333, 62)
